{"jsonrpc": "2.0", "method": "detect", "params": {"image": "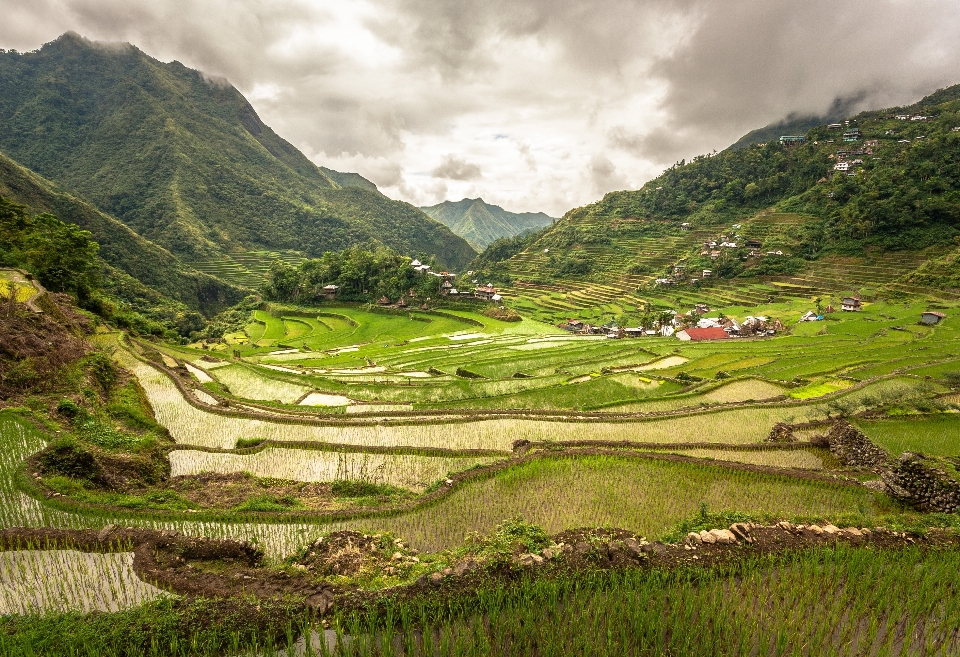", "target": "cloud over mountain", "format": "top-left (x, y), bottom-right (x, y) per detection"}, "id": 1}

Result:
top-left (3, 0), bottom-right (959, 216)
